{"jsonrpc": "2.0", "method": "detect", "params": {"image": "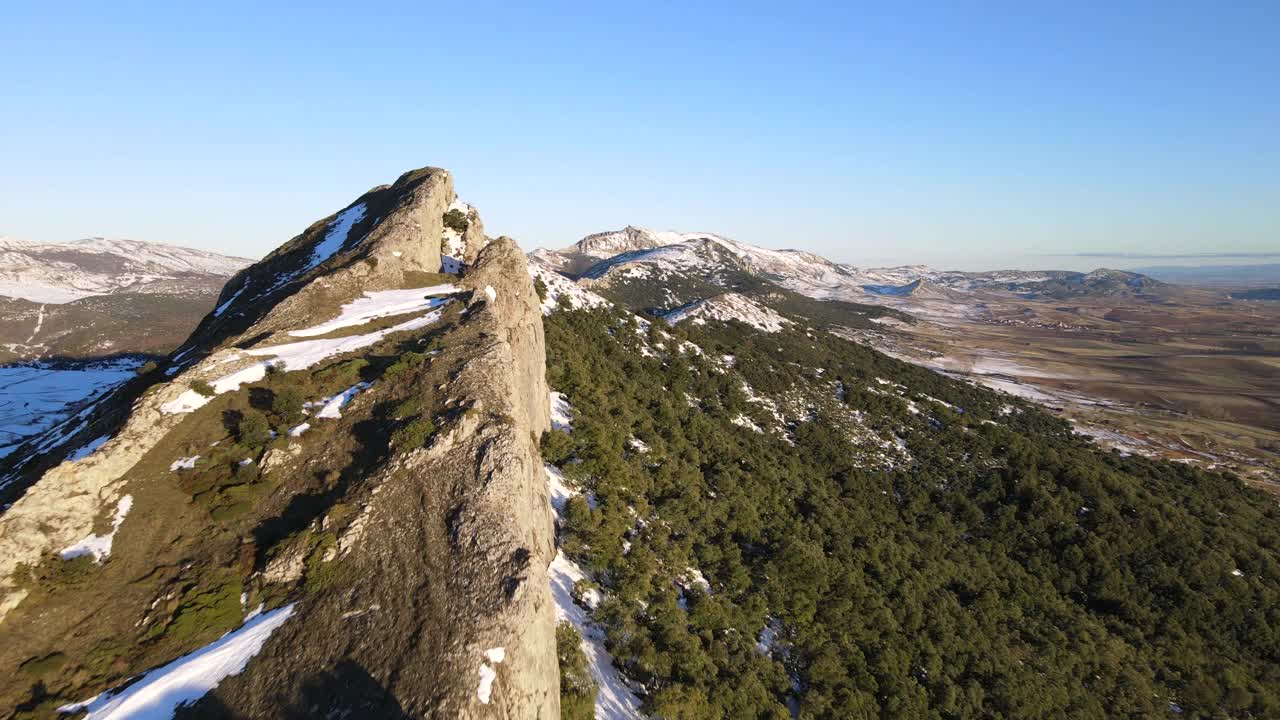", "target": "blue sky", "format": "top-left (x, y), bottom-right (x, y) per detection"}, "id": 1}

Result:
top-left (1, 2), bottom-right (1276, 270)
